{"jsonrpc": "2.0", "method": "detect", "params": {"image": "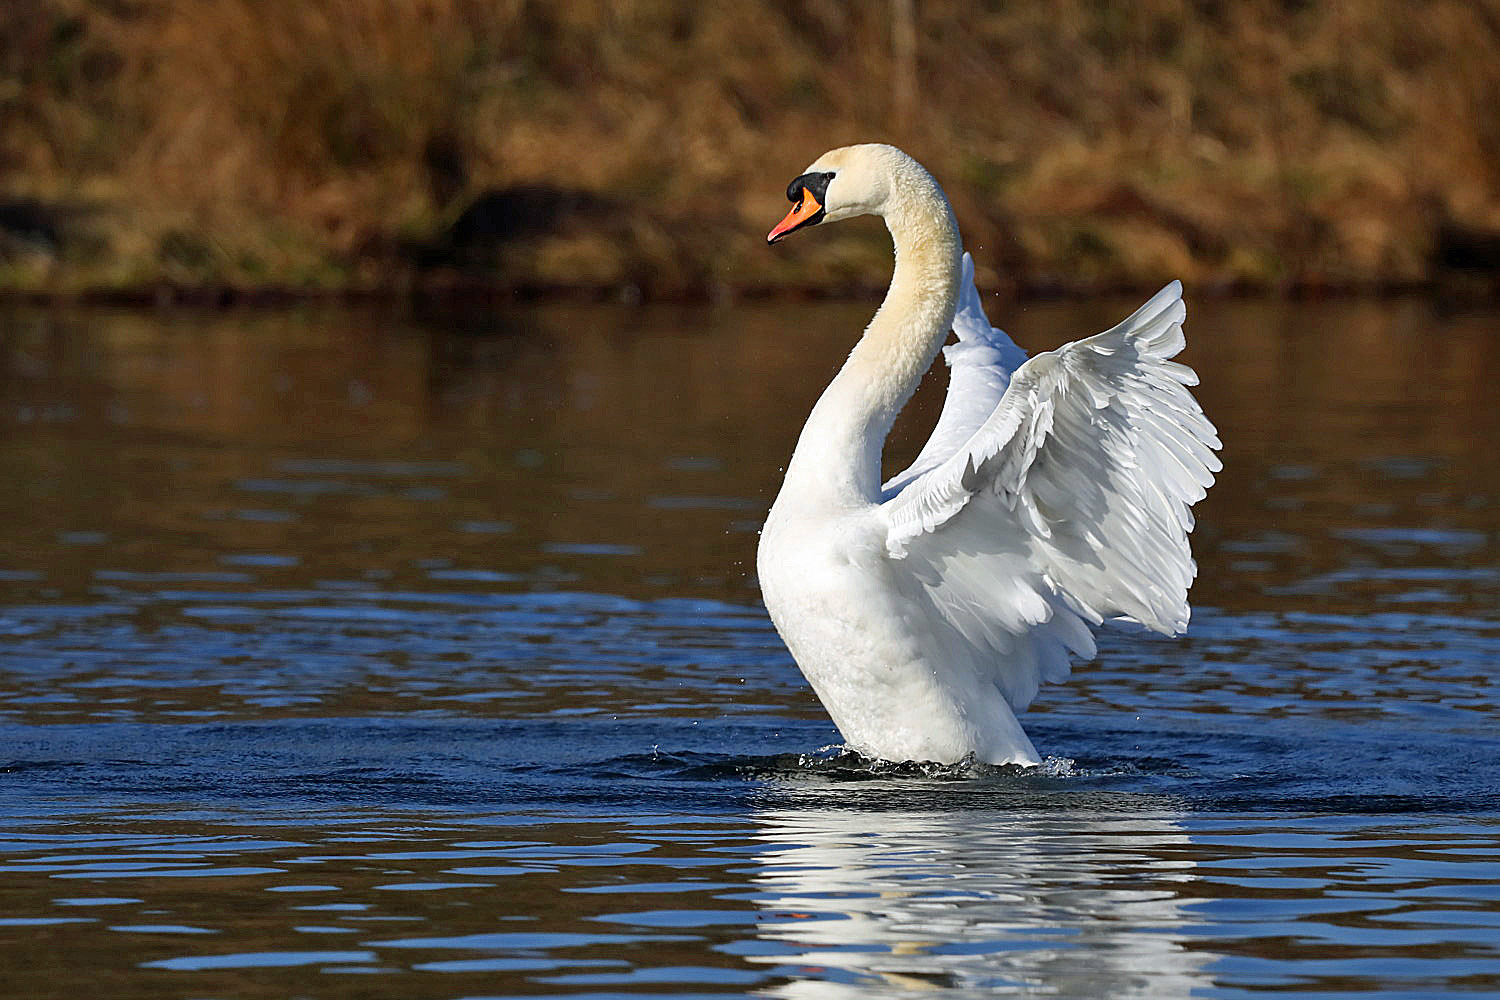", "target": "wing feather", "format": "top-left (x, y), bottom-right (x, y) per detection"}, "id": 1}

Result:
top-left (878, 278), bottom-right (1220, 712)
